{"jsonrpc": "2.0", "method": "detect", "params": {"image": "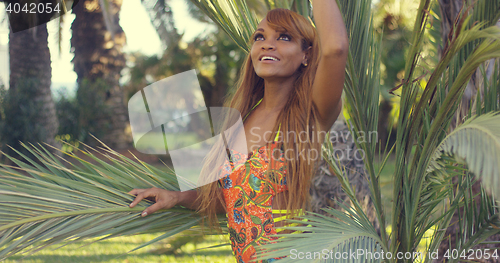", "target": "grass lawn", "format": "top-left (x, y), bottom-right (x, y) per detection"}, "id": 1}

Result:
top-left (134, 132), bottom-right (201, 153)
top-left (4, 234), bottom-right (234, 263)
